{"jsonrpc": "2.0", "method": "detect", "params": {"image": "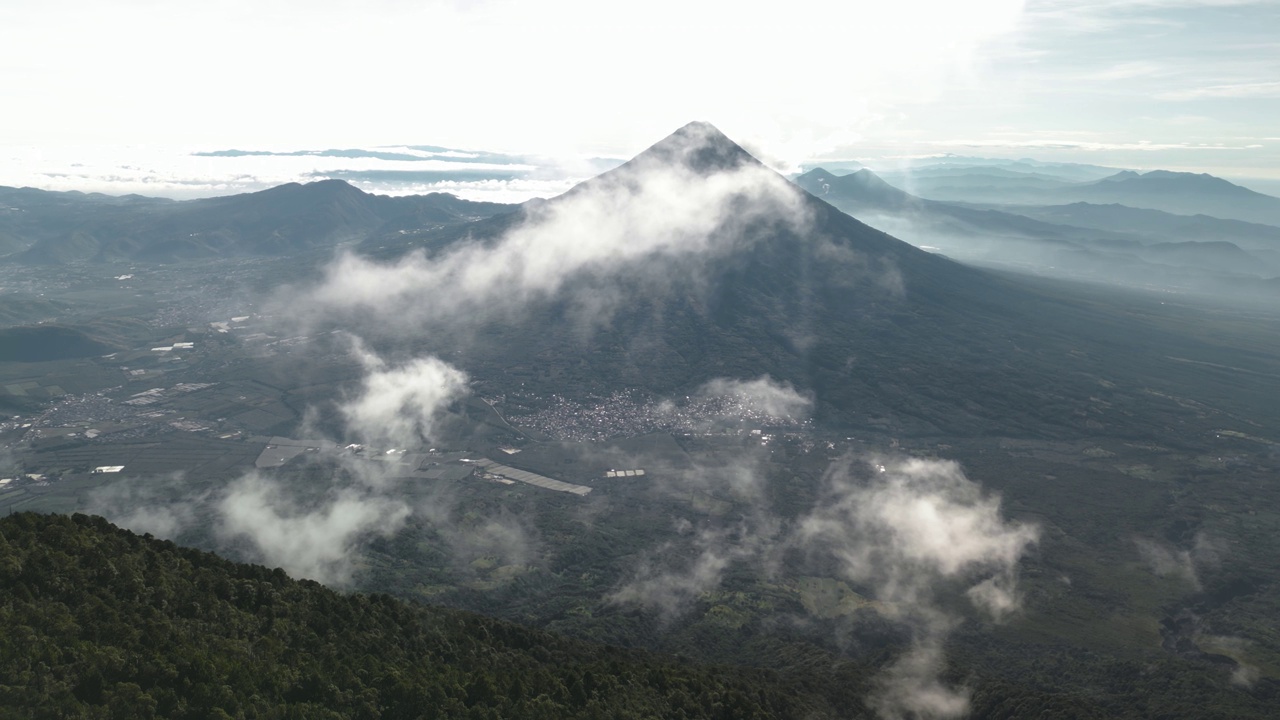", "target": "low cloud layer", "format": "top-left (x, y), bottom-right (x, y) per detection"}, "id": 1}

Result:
top-left (284, 126), bottom-right (812, 337)
top-left (90, 342), bottom-right (477, 586)
top-left (211, 343), bottom-right (475, 585)
top-left (799, 458), bottom-right (1035, 620)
